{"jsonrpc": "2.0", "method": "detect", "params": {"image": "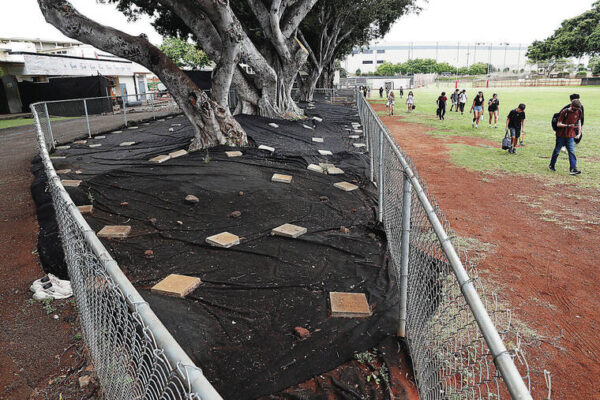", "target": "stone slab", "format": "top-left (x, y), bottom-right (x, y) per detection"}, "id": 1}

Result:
top-left (327, 167), bottom-right (344, 175)
top-left (225, 151), bottom-right (243, 158)
top-left (56, 145), bottom-right (70, 150)
top-left (97, 225), bottom-right (131, 239)
top-left (151, 274), bottom-right (202, 298)
top-left (77, 205), bottom-right (93, 214)
top-left (311, 137), bottom-right (324, 143)
top-left (318, 150), bottom-right (332, 156)
top-left (149, 154), bottom-right (171, 163)
top-left (112, 130), bottom-right (122, 134)
top-left (73, 140), bottom-right (87, 144)
top-left (169, 149), bottom-right (188, 159)
top-left (334, 181), bottom-right (358, 192)
top-left (120, 141), bottom-right (136, 146)
top-left (268, 123), bottom-right (279, 128)
top-left (319, 163), bottom-right (335, 169)
top-left (128, 126), bottom-right (139, 129)
top-left (62, 180), bottom-right (81, 187)
top-left (353, 143), bottom-right (366, 148)
top-left (272, 173), bottom-right (293, 184)
top-left (56, 169), bottom-right (71, 174)
top-left (329, 292), bottom-right (372, 318)
top-left (171, 123), bottom-right (182, 126)
top-left (307, 164), bottom-right (325, 173)
top-left (169, 128), bottom-right (174, 132)
top-left (50, 156), bottom-right (66, 159)
top-left (353, 129), bottom-right (363, 133)
top-left (271, 223), bottom-right (307, 238)
top-left (206, 232), bottom-right (240, 248)
top-left (95, 135), bottom-right (106, 139)
top-left (89, 144), bottom-right (102, 148)
top-left (302, 124), bottom-right (313, 130)
top-left (258, 145), bottom-right (275, 153)
top-left (349, 135), bottom-right (360, 139)
top-left (312, 116), bottom-right (323, 122)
